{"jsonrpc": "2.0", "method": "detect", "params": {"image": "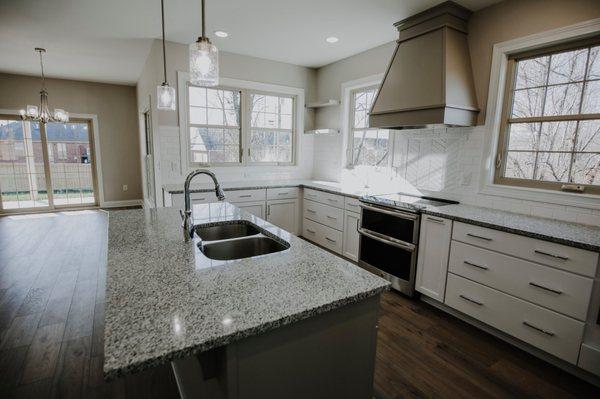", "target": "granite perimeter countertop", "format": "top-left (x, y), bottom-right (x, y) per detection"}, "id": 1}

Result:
top-left (162, 179), bottom-right (383, 199)
top-left (103, 203), bottom-right (389, 380)
top-left (423, 204), bottom-right (600, 252)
